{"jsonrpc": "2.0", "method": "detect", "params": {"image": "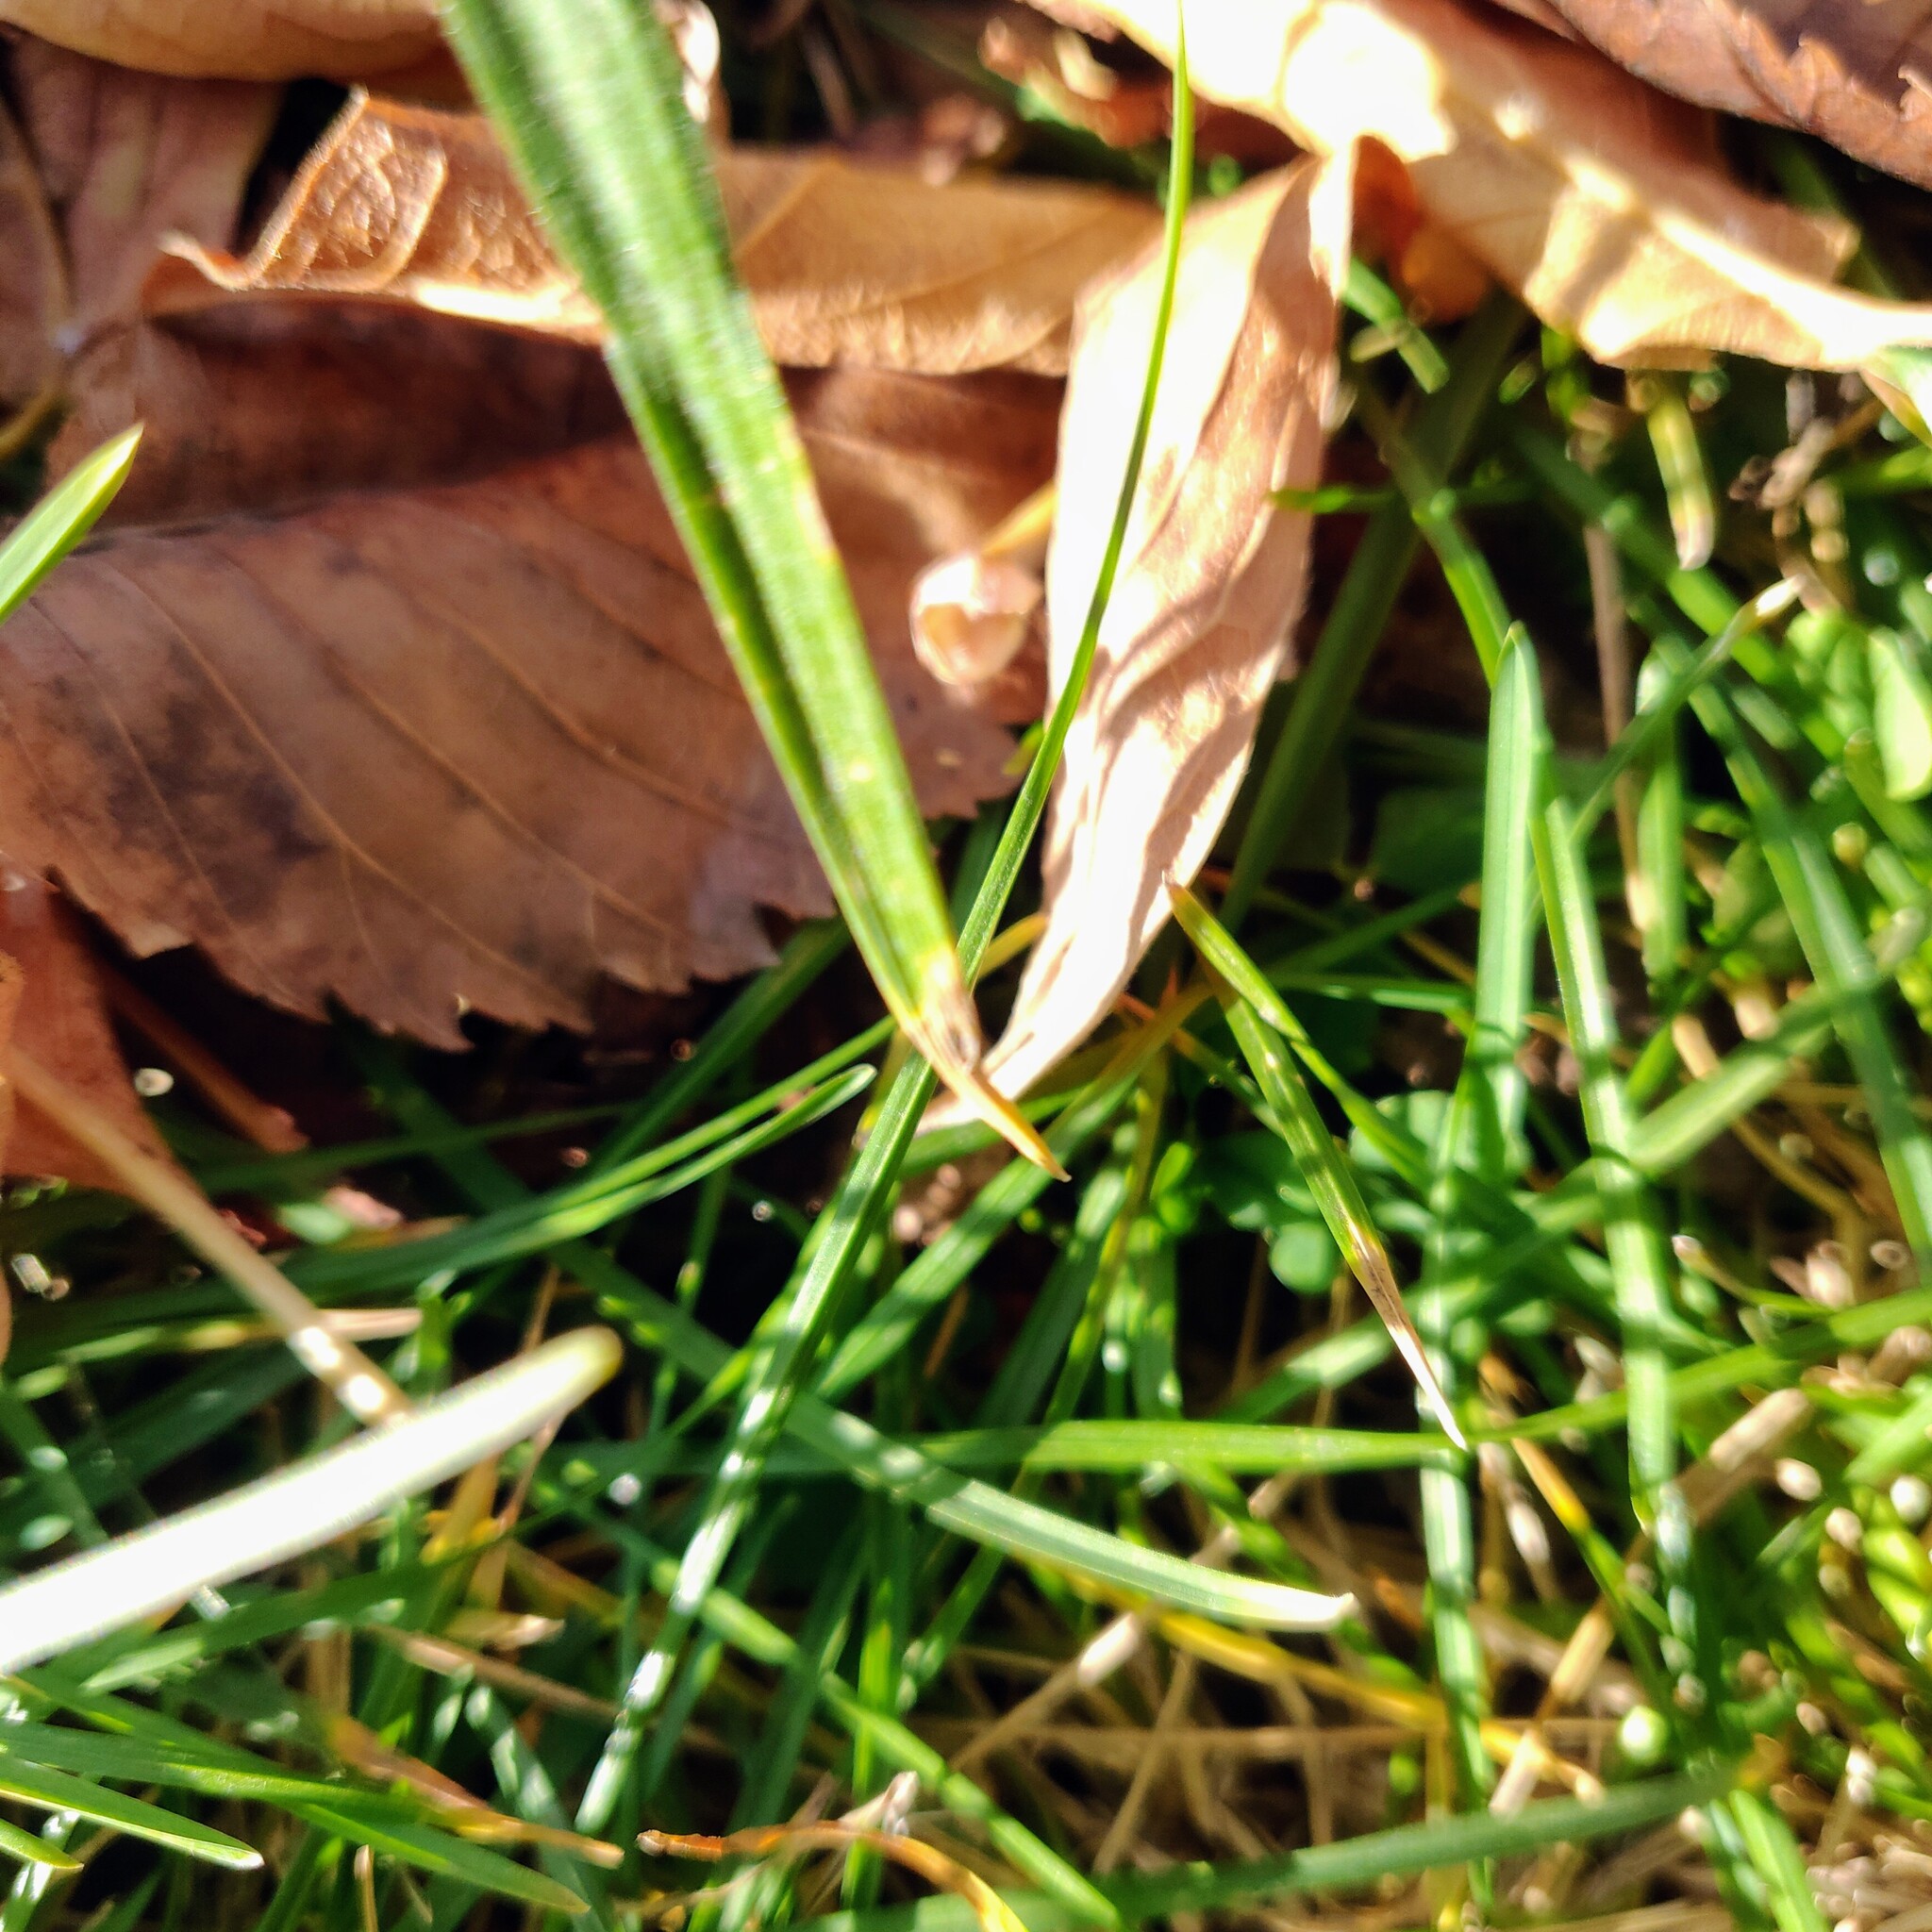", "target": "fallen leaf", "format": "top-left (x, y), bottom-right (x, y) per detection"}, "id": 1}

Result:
top-left (0, 0), bottom-right (441, 80)
top-left (1533, 0), bottom-right (1932, 191)
top-left (0, 84), bottom-right (63, 412)
top-left (0, 310), bottom-right (1058, 1044)
top-left (0, 952), bottom-right (17, 1180)
top-left (1496, 0), bottom-right (1768, 123)
top-left (151, 92), bottom-right (601, 343)
top-left (0, 873), bottom-right (176, 1194)
top-left (54, 310), bottom-right (628, 527)
top-left (982, 156), bottom-right (1349, 1101)
top-left (153, 92), bottom-right (1161, 375)
top-left (1049, 0), bottom-right (1932, 370)
top-left (641, 1821), bottom-right (1027, 1932)
top-left (1352, 133), bottom-right (1494, 322)
top-left (978, 9), bottom-right (1173, 149)
top-left (9, 38), bottom-right (279, 351)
